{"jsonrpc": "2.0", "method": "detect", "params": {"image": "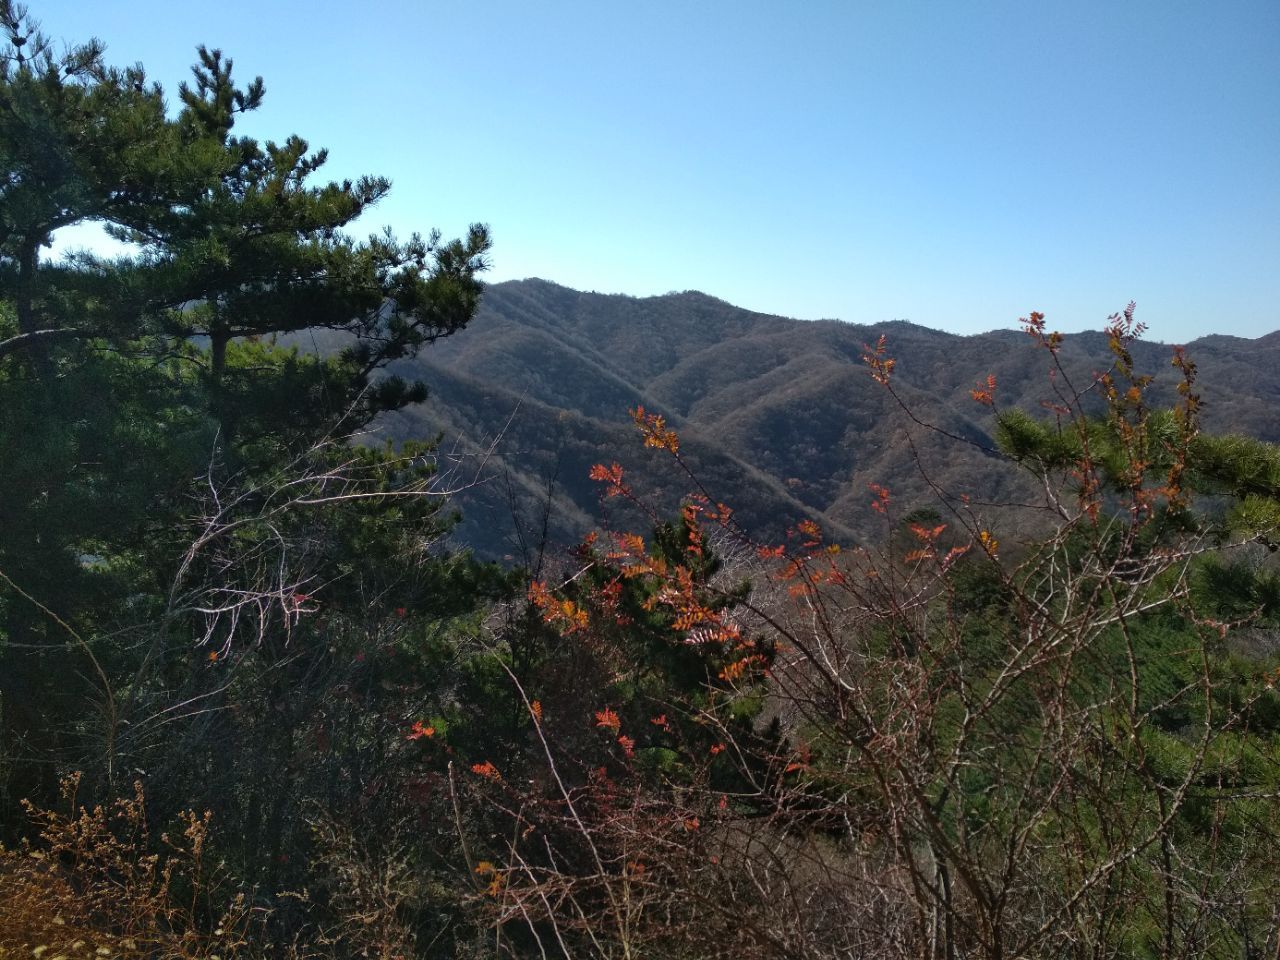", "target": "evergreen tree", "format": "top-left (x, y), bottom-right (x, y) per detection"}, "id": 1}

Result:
top-left (0, 0), bottom-right (496, 888)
